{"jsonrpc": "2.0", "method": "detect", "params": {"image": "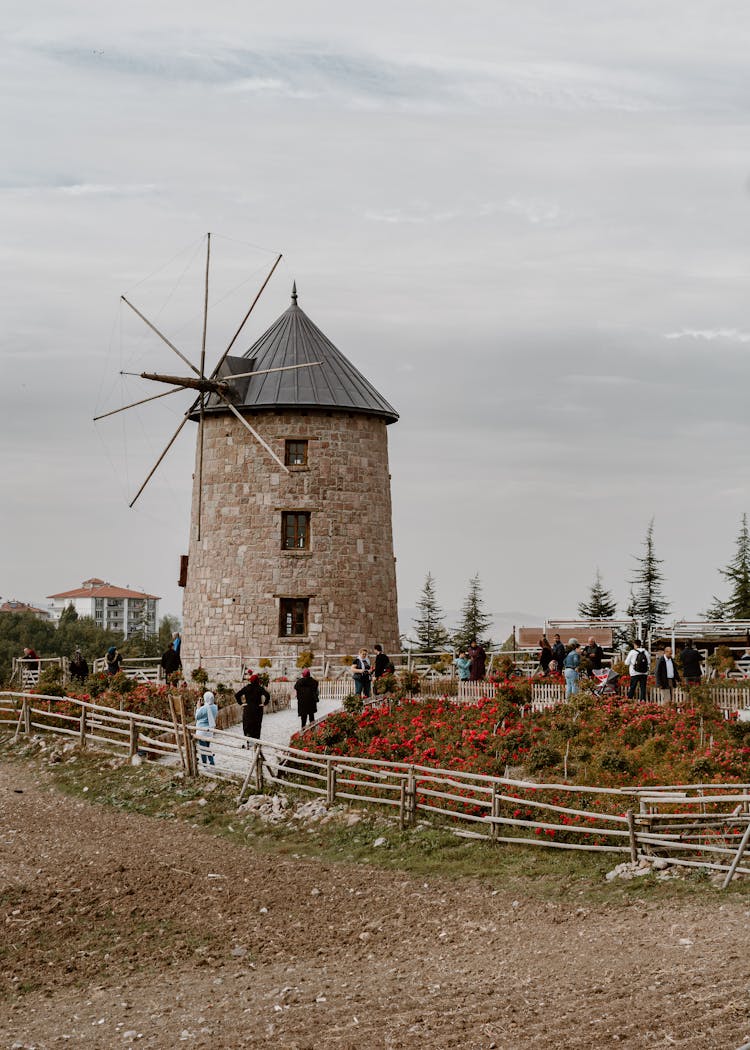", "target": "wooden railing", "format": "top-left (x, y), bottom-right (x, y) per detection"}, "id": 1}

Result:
top-left (5, 689), bottom-right (750, 879)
